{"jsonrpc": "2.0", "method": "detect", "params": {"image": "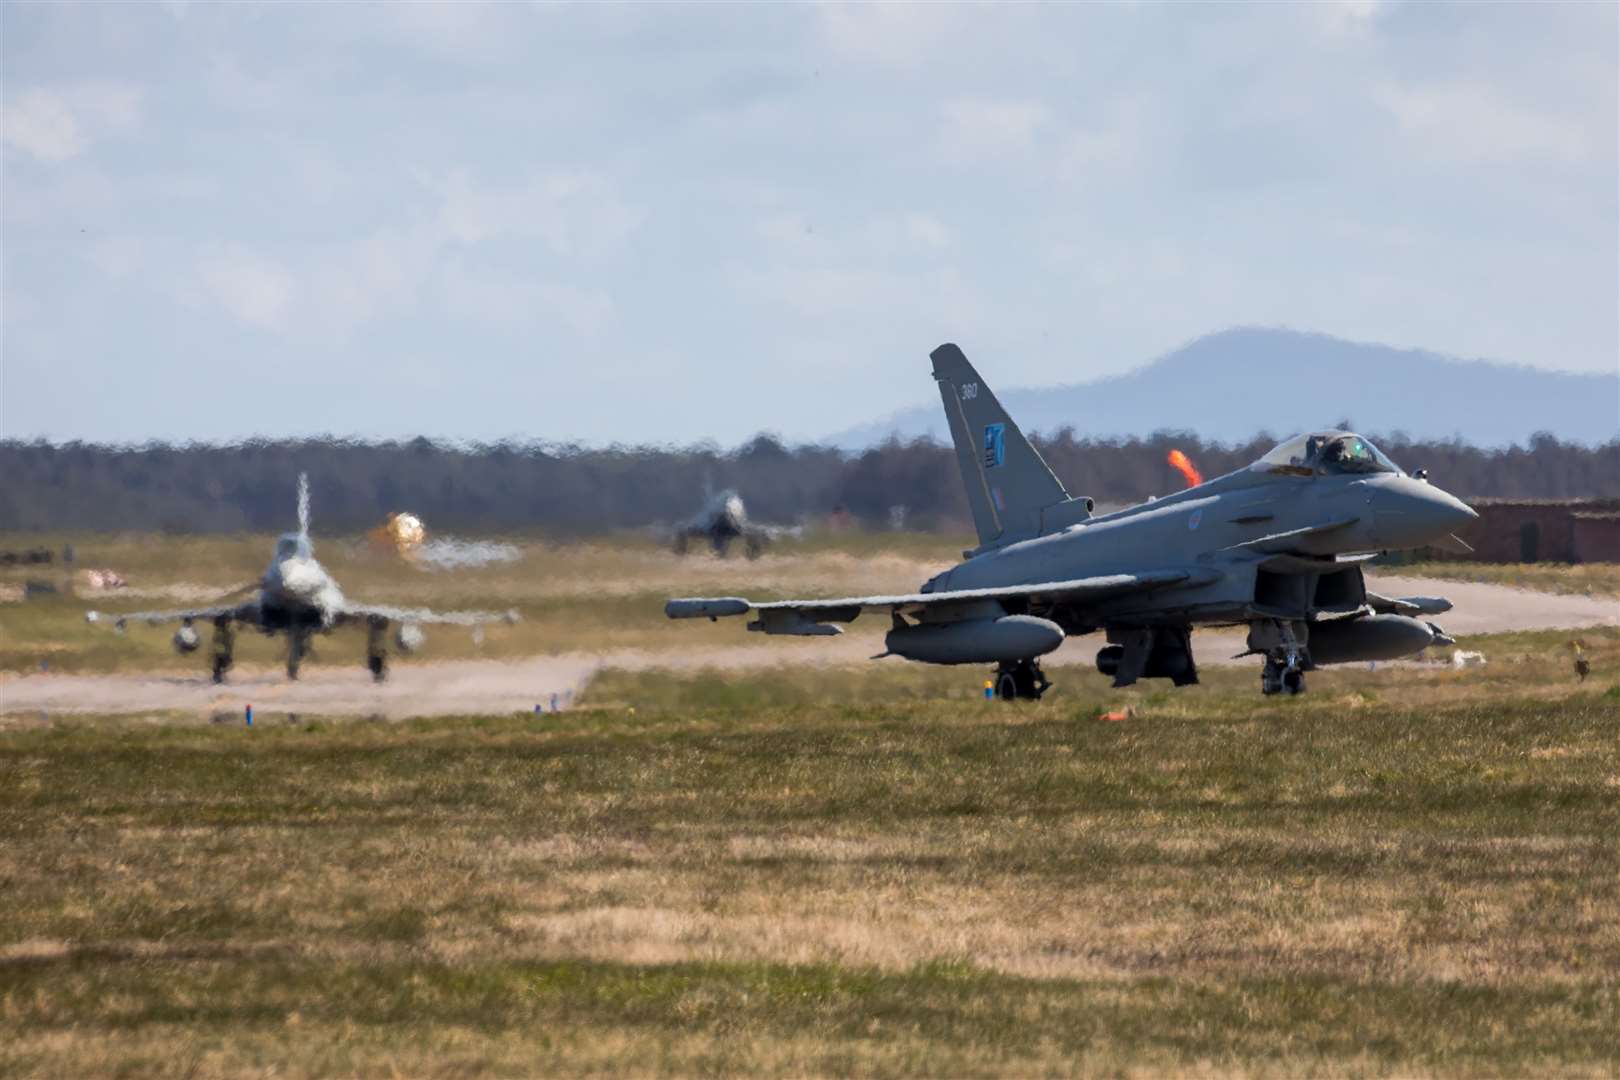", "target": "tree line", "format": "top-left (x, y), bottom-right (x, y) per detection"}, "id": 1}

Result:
top-left (1, 431), bottom-right (1615, 535)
